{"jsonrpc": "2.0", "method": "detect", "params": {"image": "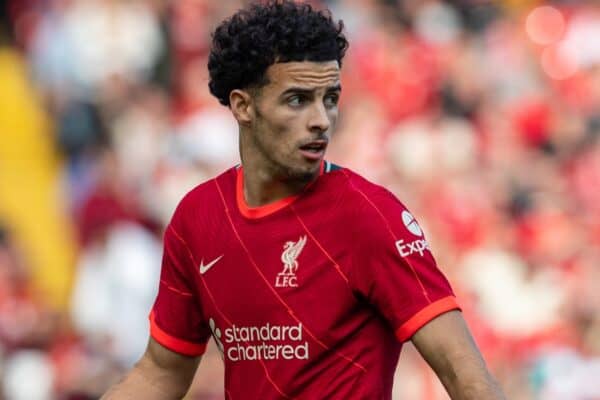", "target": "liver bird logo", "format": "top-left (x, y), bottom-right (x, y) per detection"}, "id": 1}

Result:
top-left (281, 235), bottom-right (307, 275)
